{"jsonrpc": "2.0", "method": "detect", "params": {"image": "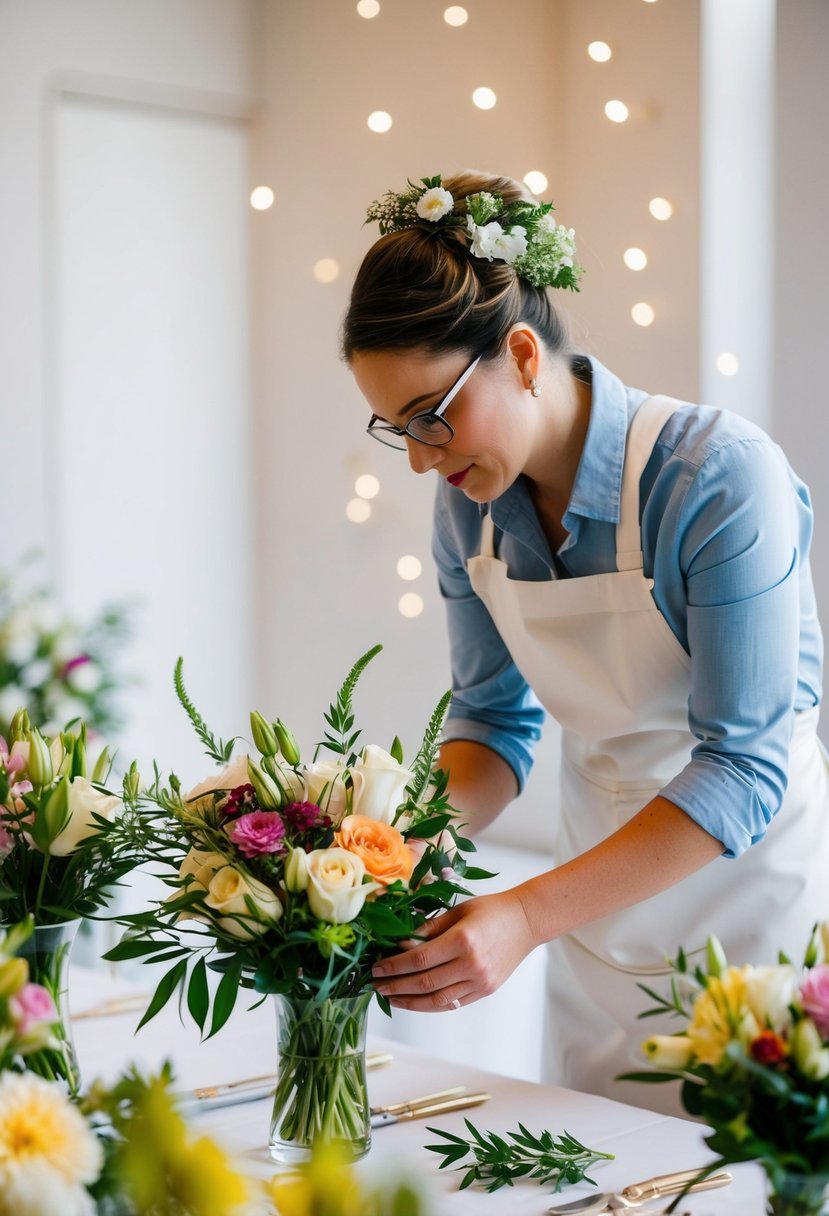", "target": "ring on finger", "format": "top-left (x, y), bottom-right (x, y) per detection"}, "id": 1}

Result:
top-left (449, 998), bottom-right (461, 1011)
